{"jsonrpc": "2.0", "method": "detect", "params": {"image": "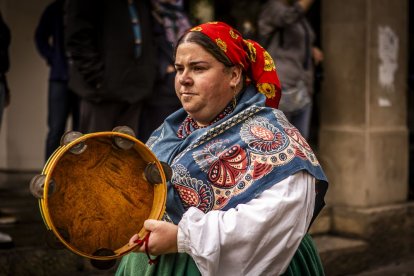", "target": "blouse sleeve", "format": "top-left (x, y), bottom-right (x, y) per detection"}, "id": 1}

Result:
top-left (177, 170), bottom-right (315, 276)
